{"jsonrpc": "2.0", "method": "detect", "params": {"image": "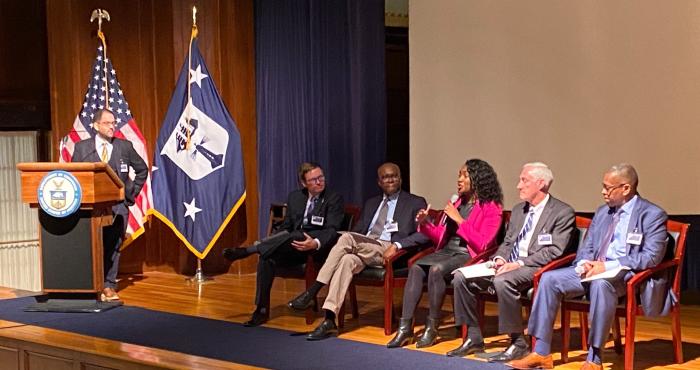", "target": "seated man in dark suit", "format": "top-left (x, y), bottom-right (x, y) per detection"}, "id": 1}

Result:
top-left (508, 163), bottom-right (668, 370)
top-left (287, 162), bottom-right (430, 340)
top-left (72, 109), bottom-right (148, 302)
top-left (448, 162), bottom-right (575, 361)
top-left (223, 162), bottom-right (344, 327)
